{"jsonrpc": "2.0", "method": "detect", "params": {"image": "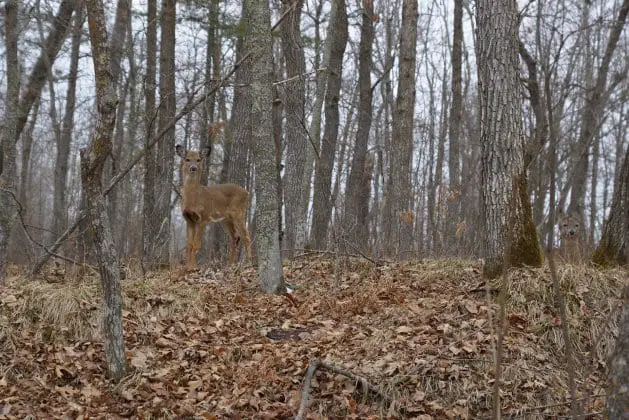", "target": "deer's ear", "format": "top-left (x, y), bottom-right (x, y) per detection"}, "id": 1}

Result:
top-left (202, 145), bottom-right (212, 157)
top-left (175, 144), bottom-right (186, 158)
